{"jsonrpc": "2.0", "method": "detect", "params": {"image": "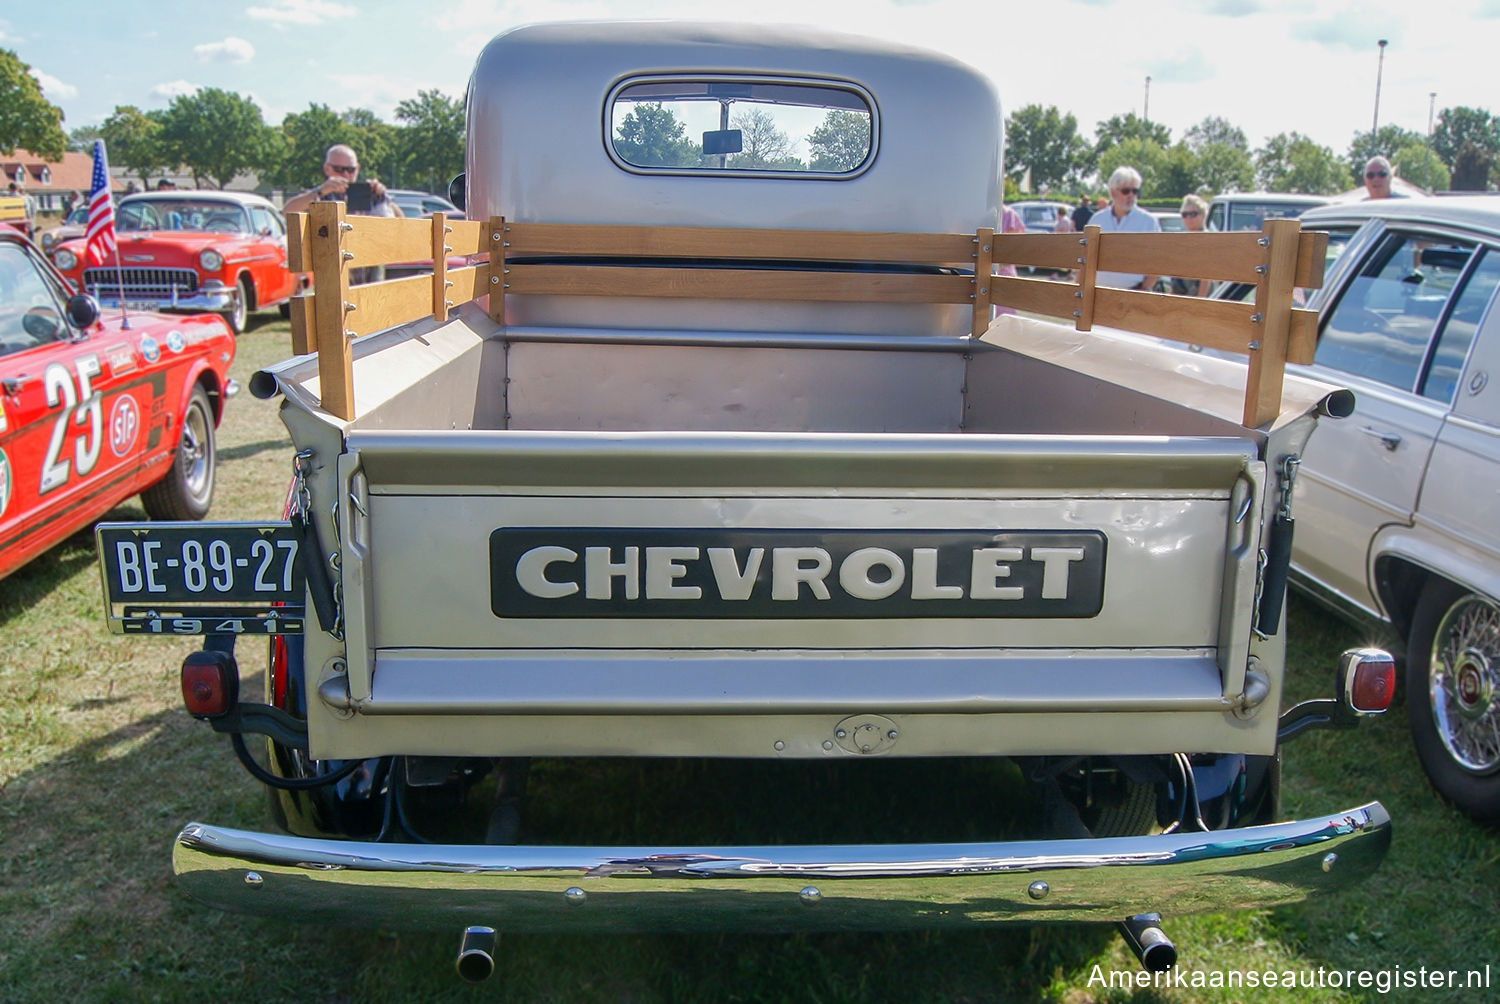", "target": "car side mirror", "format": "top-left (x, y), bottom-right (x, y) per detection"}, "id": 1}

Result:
top-left (65, 293), bottom-right (100, 329)
top-left (447, 173), bottom-right (466, 212)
